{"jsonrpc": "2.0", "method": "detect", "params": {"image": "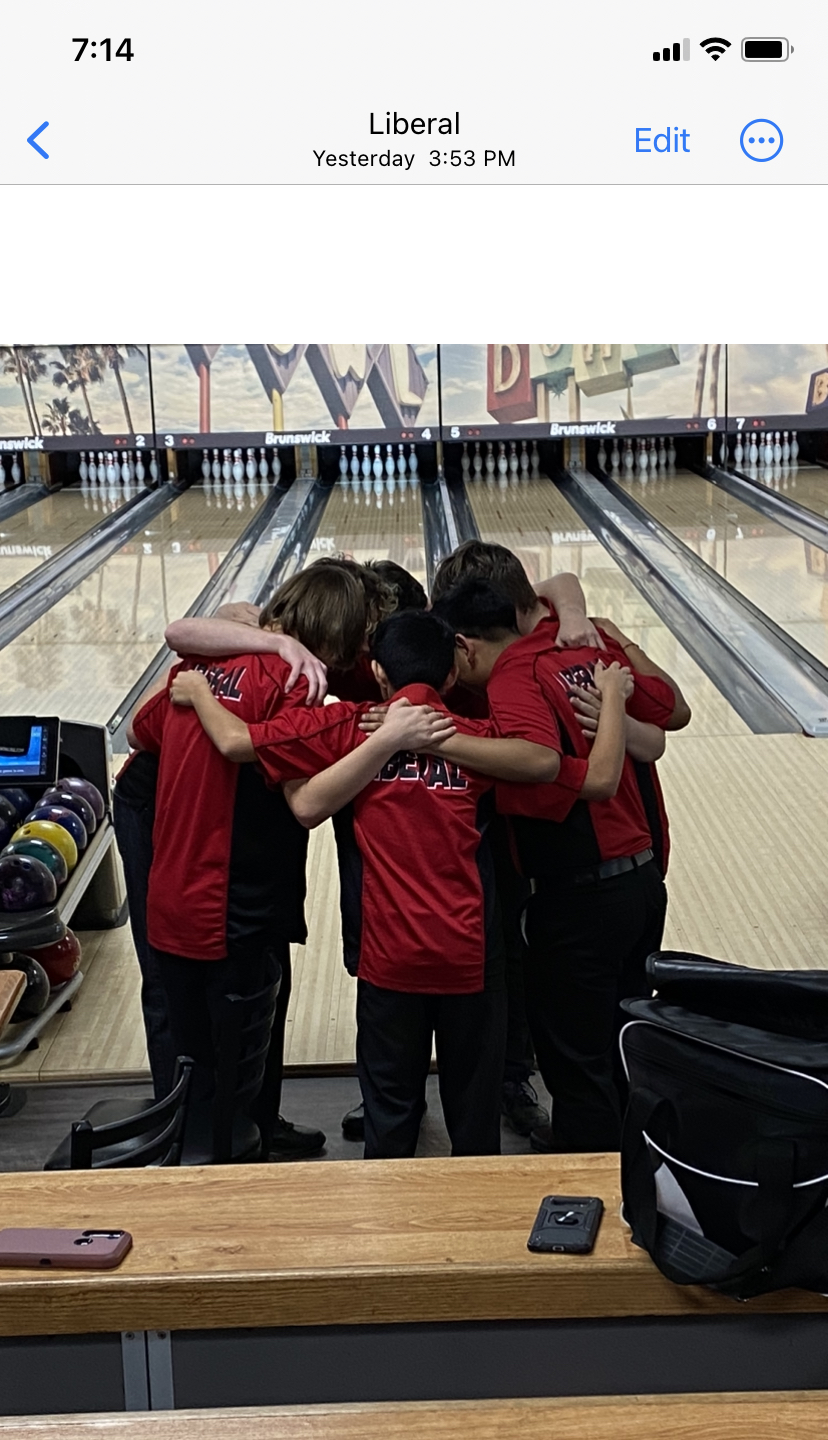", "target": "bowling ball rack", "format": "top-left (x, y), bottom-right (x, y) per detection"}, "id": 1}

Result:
top-left (0, 718), bottom-right (126, 1070)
